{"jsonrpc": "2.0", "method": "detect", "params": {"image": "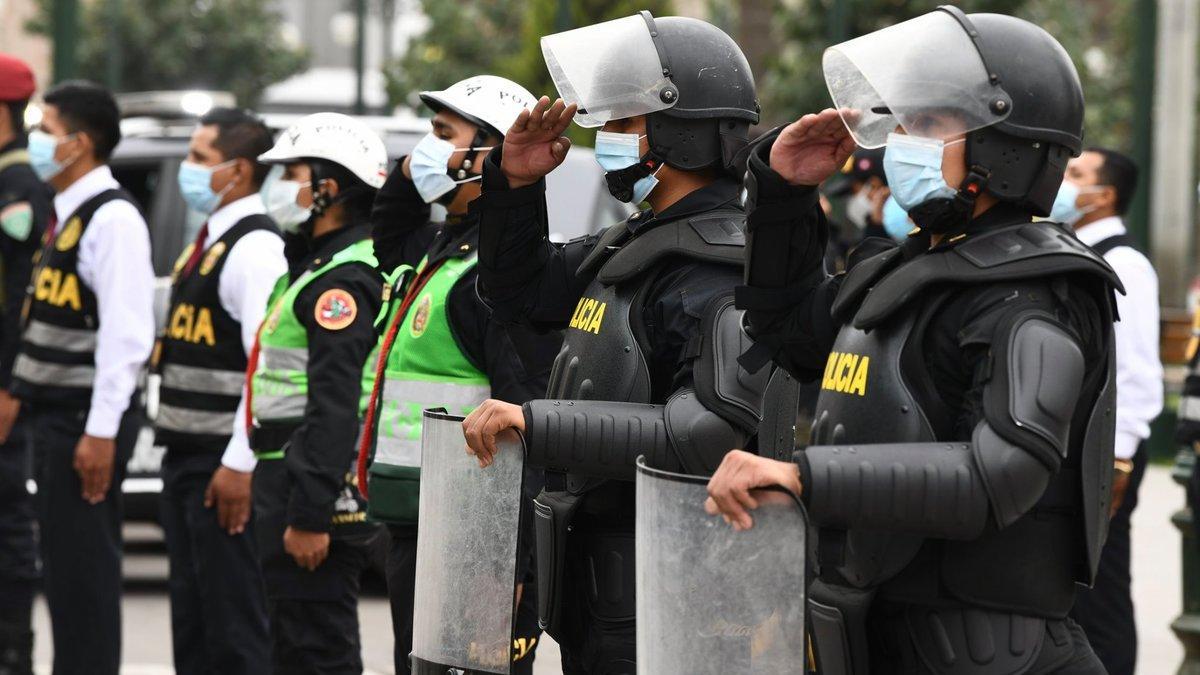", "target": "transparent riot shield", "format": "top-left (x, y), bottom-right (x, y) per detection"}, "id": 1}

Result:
top-left (411, 410), bottom-right (525, 674)
top-left (635, 457), bottom-right (808, 674)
